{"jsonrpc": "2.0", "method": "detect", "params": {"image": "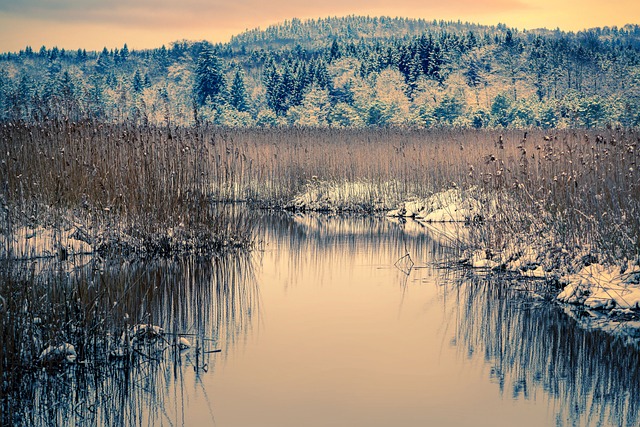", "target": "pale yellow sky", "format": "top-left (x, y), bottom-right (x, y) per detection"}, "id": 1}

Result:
top-left (0, 0), bottom-right (638, 52)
